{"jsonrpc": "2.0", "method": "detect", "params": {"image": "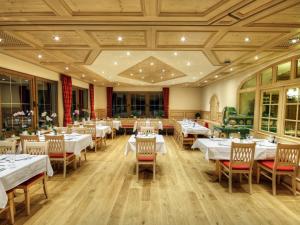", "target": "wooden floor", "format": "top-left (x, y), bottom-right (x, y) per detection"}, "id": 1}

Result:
top-left (1, 135), bottom-right (300, 225)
